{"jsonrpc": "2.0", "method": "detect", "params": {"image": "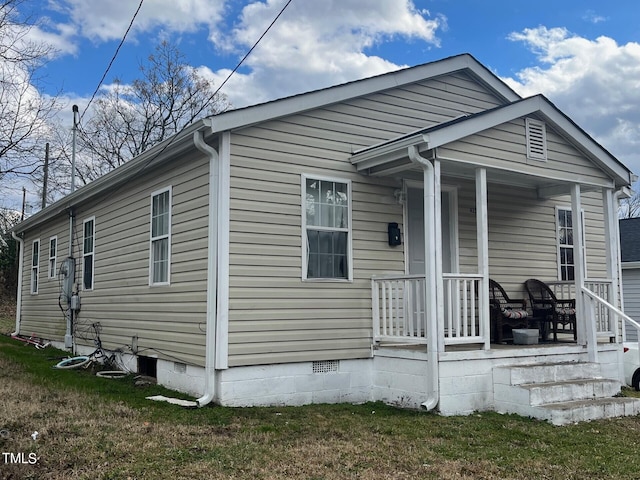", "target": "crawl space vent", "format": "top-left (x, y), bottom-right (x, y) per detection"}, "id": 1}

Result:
top-left (312, 360), bottom-right (339, 374)
top-left (526, 118), bottom-right (547, 161)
